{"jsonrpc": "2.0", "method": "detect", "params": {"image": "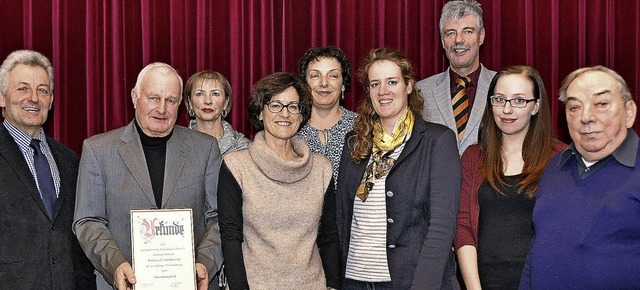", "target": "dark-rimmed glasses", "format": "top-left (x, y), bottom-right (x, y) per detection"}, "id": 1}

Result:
top-left (490, 96), bottom-right (537, 108)
top-left (265, 100), bottom-right (301, 115)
